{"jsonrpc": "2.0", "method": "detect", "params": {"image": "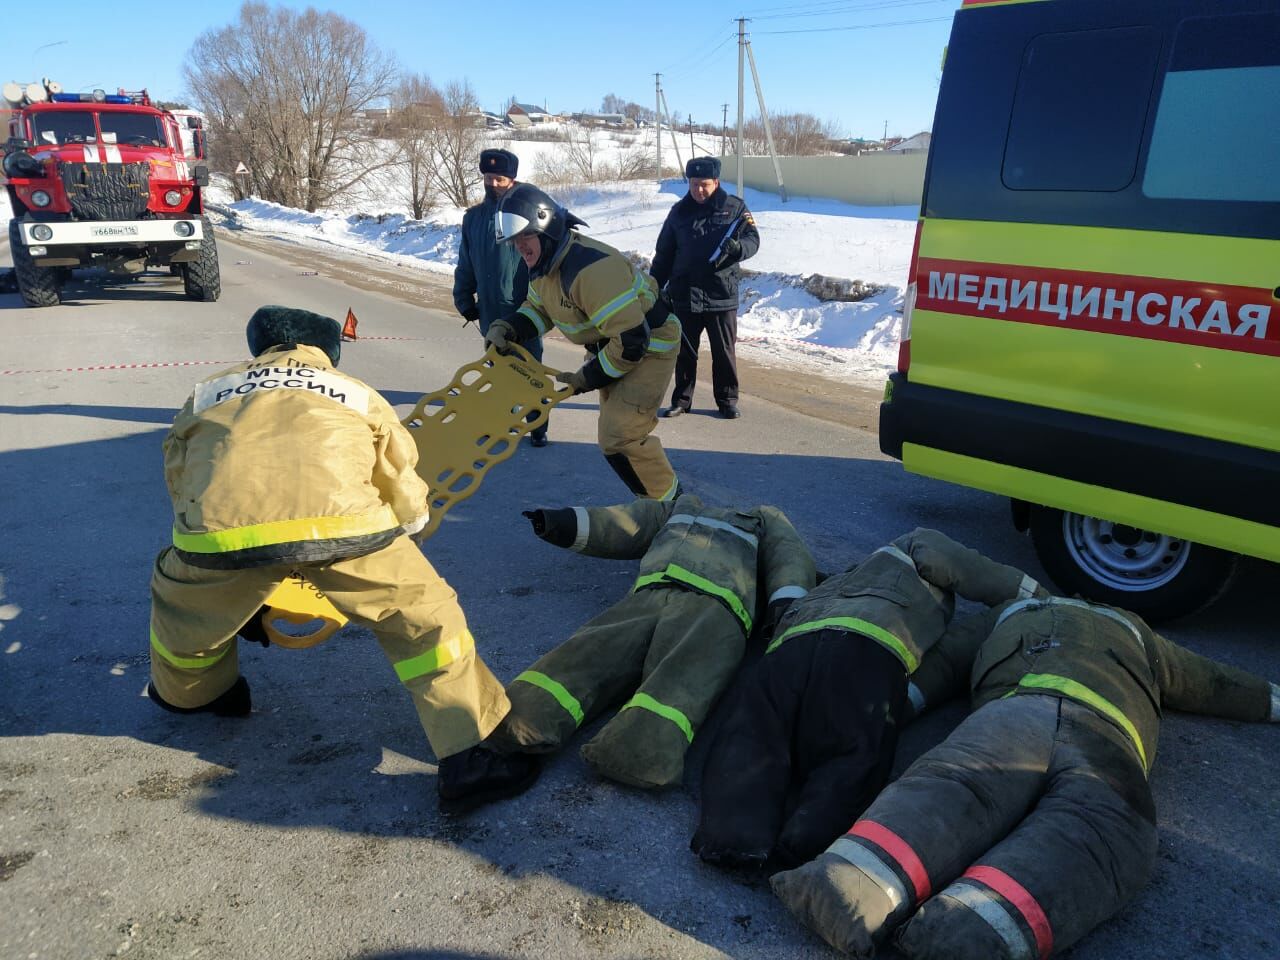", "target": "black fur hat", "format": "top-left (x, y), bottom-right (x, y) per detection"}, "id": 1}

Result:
top-left (246, 305), bottom-right (342, 365)
top-left (686, 156), bottom-right (721, 180)
top-left (479, 148), bottom-right (519, 178)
